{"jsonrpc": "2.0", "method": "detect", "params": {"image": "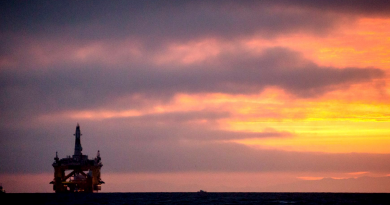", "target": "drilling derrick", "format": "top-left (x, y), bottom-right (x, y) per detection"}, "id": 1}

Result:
top-left (50, 124), bottom-right (104, 193)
